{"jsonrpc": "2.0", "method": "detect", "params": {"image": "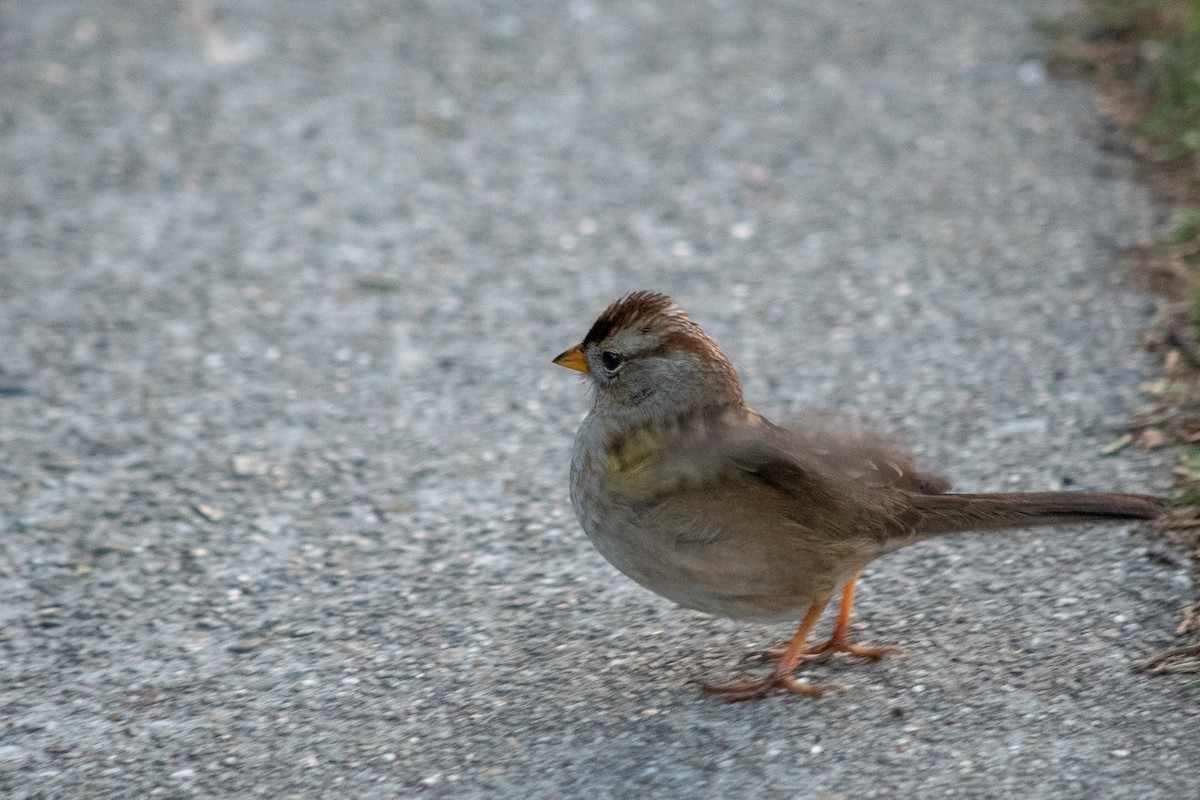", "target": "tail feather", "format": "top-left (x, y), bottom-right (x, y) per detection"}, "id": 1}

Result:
top-left (909, 491), bottom-right (1166, 537)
